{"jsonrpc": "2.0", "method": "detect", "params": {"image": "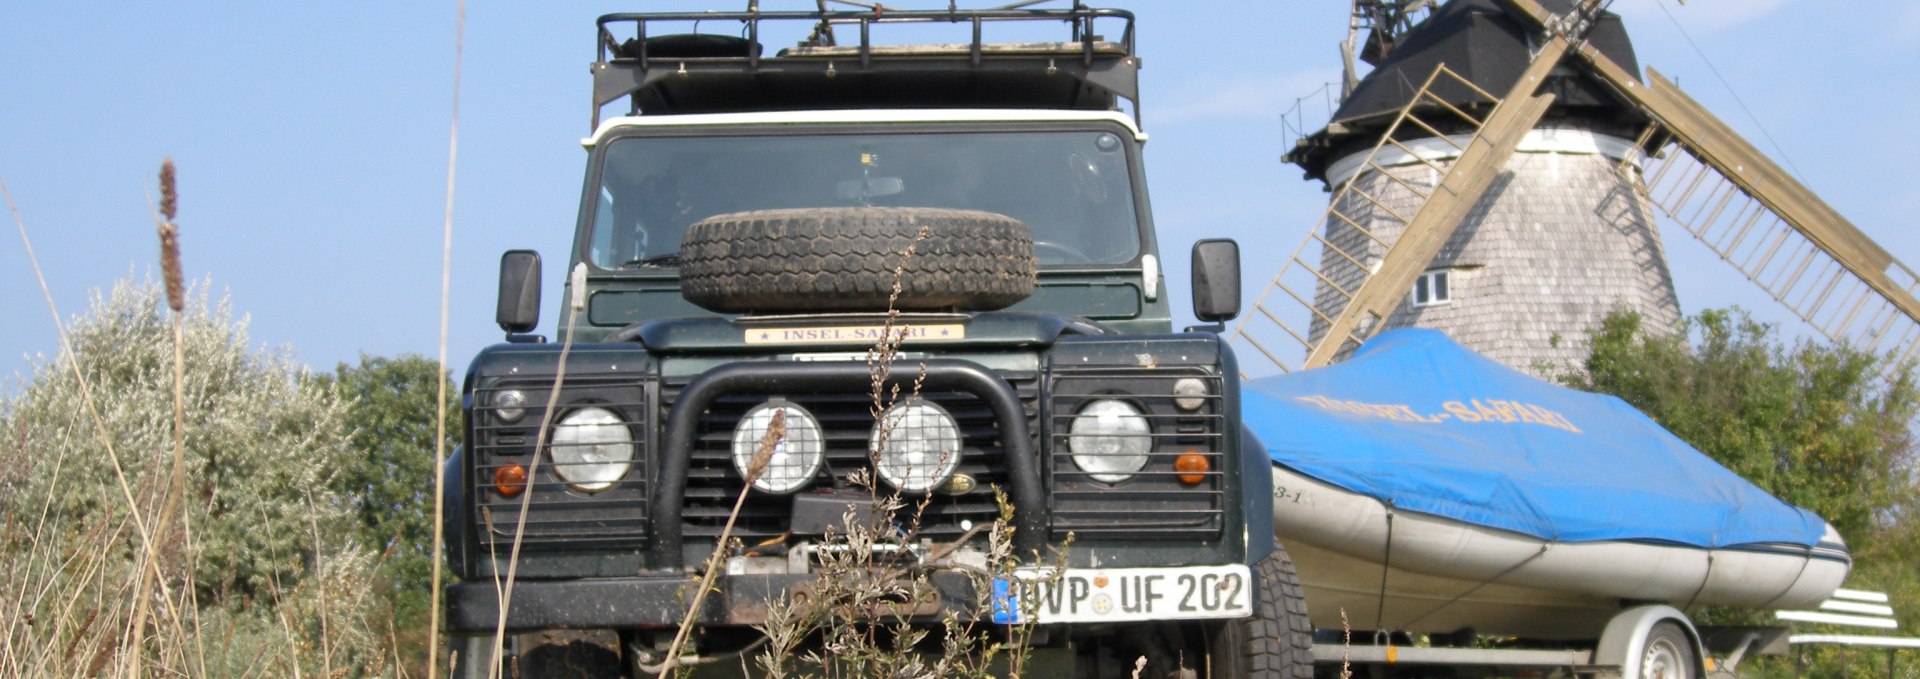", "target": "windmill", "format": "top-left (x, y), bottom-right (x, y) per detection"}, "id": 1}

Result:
top-left (1231, 0), bottom-right (1920, 379)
